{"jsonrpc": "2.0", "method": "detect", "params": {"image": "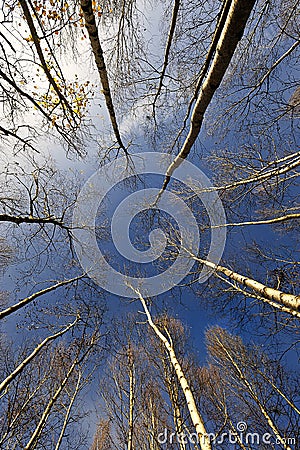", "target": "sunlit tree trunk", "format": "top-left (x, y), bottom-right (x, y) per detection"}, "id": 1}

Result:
top-left (133, 288), bottom-right (212, 450)
top-left (185, 249), bottom-right (300, 317)
top-left (54, 370), bottom-right (82, 450)
top-left (127, 346), bottom-right (135, 450)
top-left (160, 0), bottom-right (257, 193)
top-left (161, 356), bottom-right (187, 450)
top-left (0, 276), bottom-right (84, 320)
top-left (24, 340), bottom-right (94, 450)
top-left (0, 316), bottom-right (79, 394)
